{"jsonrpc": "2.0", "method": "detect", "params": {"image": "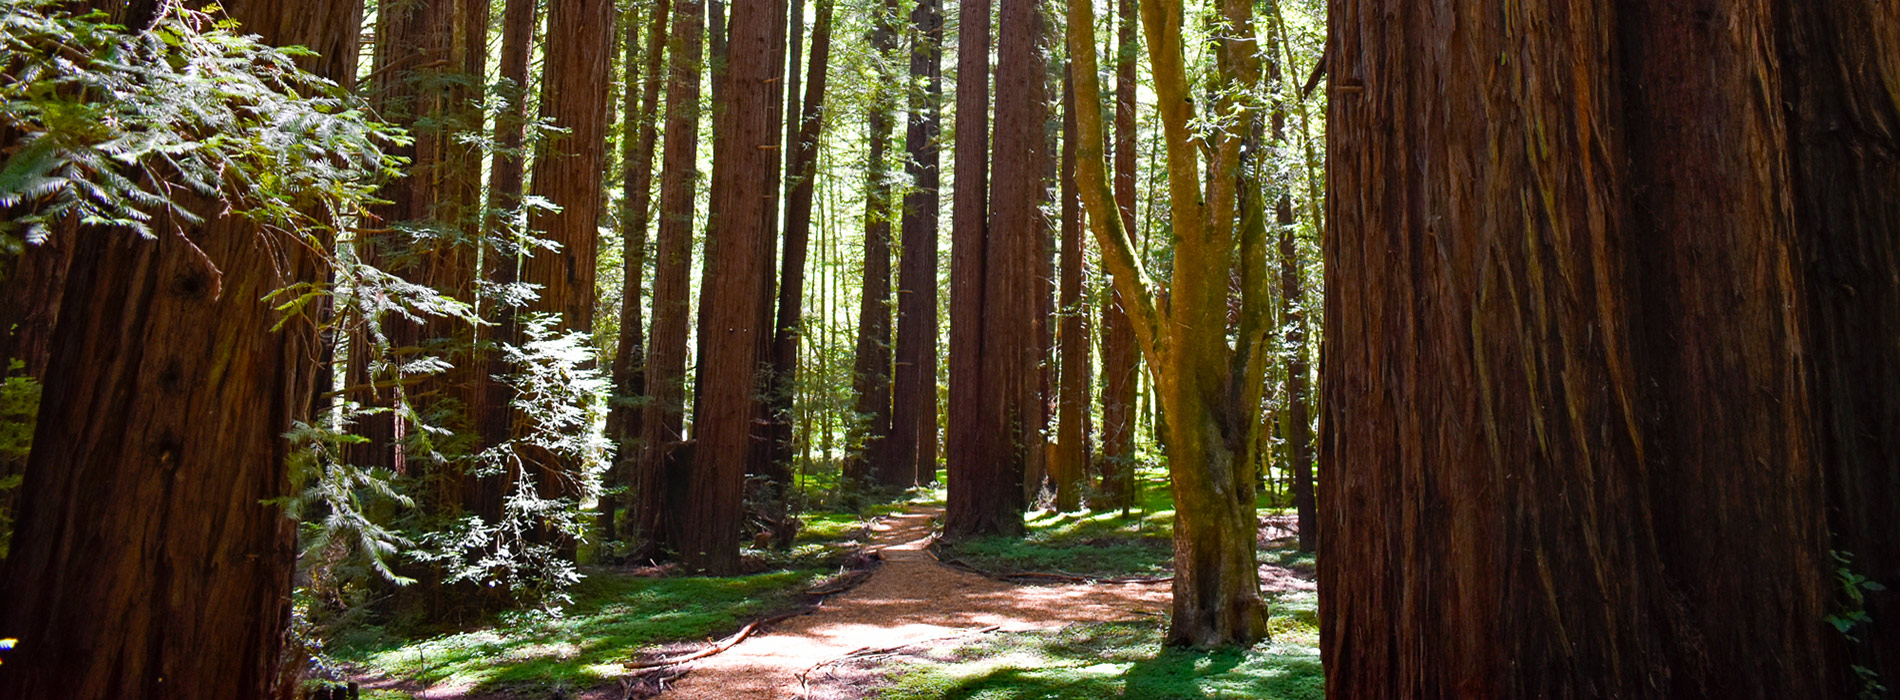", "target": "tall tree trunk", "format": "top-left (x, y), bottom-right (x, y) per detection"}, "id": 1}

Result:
top-left (1320, 1), bottom-right (1836, 696)
top-left (945, 0), bottom-right (1023, 539)
top-left (683, 0), bottom-right (786, 574)
top-left (634, 0), bottom-right (705, 561)
top-left (604, 0), bottom-right (669, 547)
top-left (1097, 0), bottom-right (1139, 510)
top-left (0, 0), bottom-right (359, 696)
top-left (1261, 12), bottom-right (1313, 553)
top-left (1052, 65), bottom-right (1088, 513)
top-left (474, 0), bottom-right (542, 524)
top-left (1778, 1), bottom-right (1900, 685)
top-left (521, 0), bottom-right (615, 557)
top-left (971, 0), bottom-right (1045, 529)
top-left (890, 0), bottom-right (945, 489)
top-left (768, 0), bottom-right (837, 512)
top-left (850, 0), bottom-right (900, 489)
